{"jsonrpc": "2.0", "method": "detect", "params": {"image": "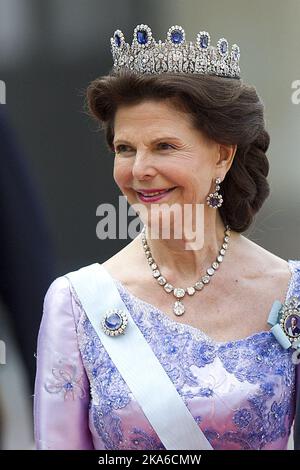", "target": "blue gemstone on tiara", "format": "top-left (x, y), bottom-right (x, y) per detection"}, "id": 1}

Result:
top-left (196, 31), bottom-right (210, 50)
top-left (171, 30), bottom-right (184, 44)
top-left (221, 42), bottom-right (227, 54)
top-left (217, 38), bottom-right (229, 56)
top-left (200, 36), bottom-right (208, 48)
top-left (198, 32), bottom-right (210, 49)
top-left (231, 44), bottom-right (240, 61)
top-left (137, 30), bottom-right (148, 45)
top-left (114, 34), bottom-right (121, 47)
top-left (167, 25), bottom-right (185, 46)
